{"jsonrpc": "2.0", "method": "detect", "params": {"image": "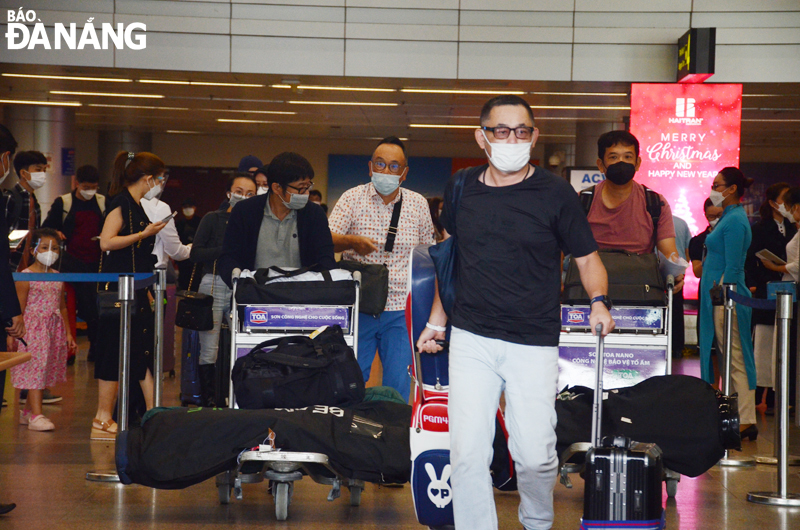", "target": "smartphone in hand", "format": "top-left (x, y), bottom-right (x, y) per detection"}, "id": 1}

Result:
top-left (159, 211), bottom-right (178, 224)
